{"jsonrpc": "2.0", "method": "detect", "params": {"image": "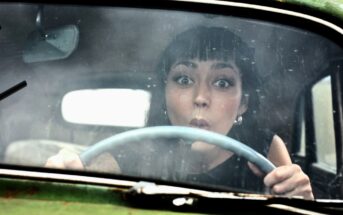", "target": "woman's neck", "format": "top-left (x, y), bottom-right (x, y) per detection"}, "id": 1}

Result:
top-left (207, 148), bottom-right (234, 170)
